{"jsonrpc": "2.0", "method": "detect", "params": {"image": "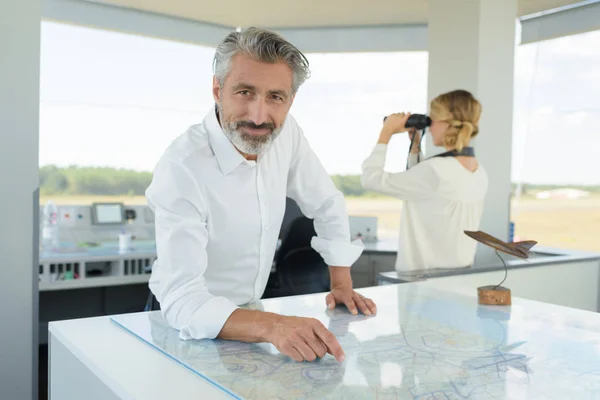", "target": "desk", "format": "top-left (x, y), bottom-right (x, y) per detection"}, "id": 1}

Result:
top-left (50, 283), bottom-right (600, 399)
top-left (378, 247), bottom-right (600, 312)
top-left (38, 241), bottom-right (600, 345)
top-left (39, 244), bottom-right (156, 291)
top-left (37, 240), bottom-right (396, 345)
top-left (38, 240), bottom-right (397, 291)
